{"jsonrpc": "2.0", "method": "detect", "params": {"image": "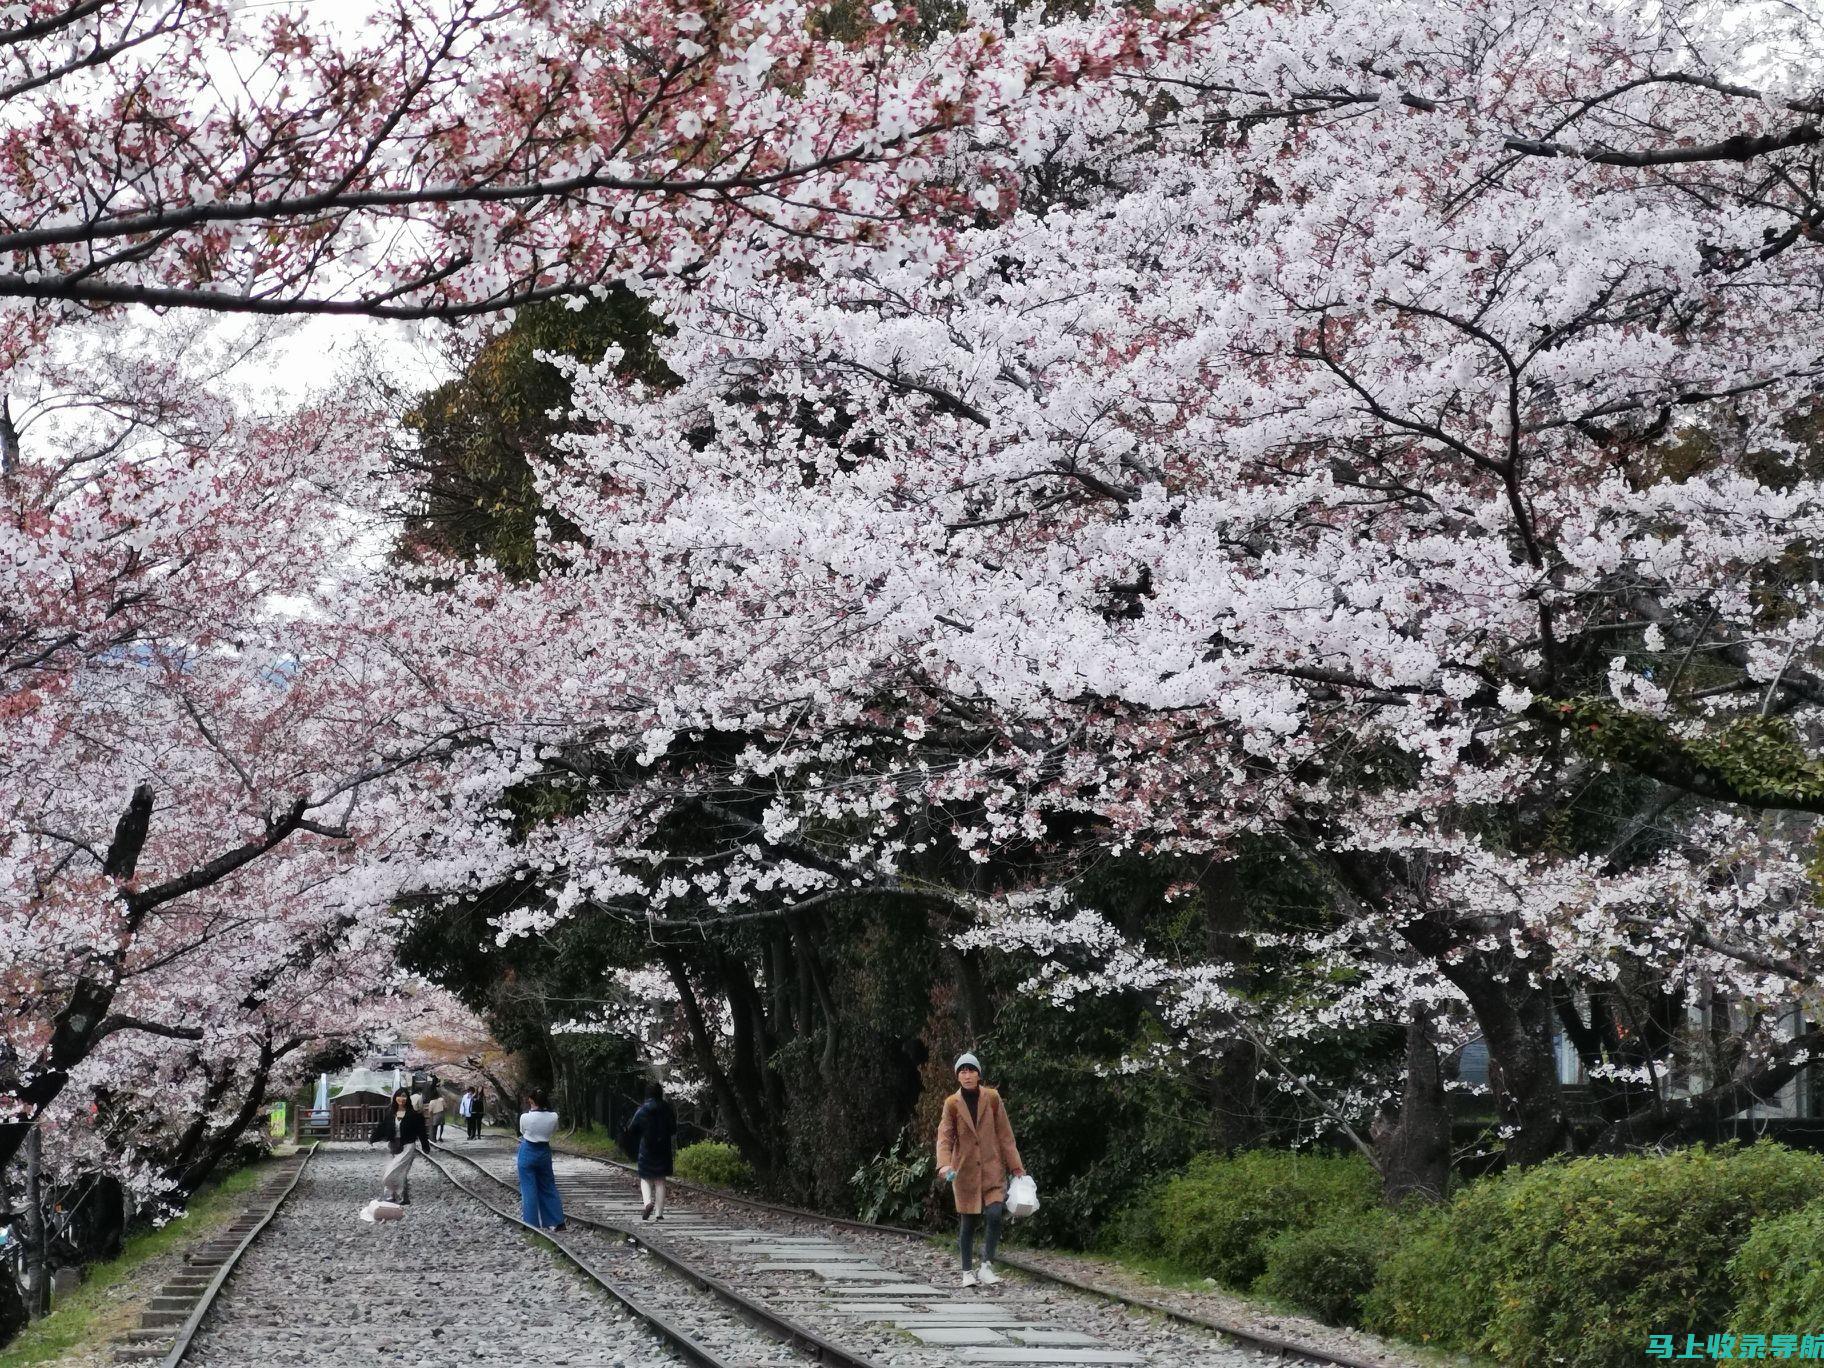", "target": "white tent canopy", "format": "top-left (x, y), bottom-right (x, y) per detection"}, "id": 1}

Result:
top-left (332, 1066), bottom-right (404, 1099)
